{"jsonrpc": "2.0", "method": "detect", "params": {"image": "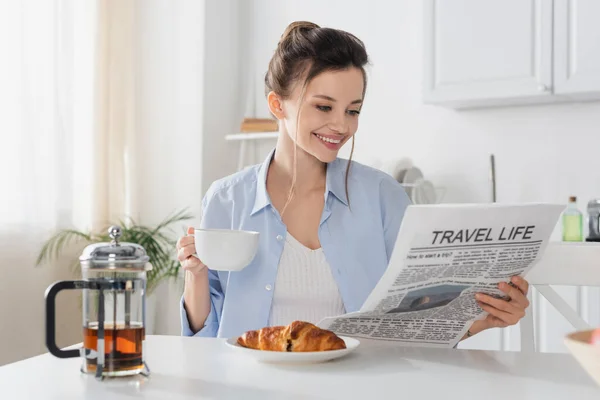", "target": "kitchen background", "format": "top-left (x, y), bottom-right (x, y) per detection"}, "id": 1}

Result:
top-left (1, 0), bottom-right (599, 365)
